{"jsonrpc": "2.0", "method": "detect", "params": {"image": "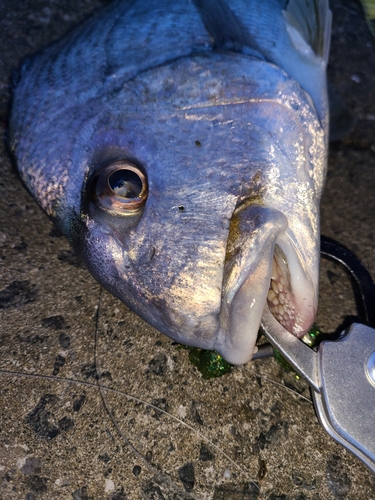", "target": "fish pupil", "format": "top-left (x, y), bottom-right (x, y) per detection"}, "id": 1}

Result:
top-left (109, 169), bottom-right (142, 199)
